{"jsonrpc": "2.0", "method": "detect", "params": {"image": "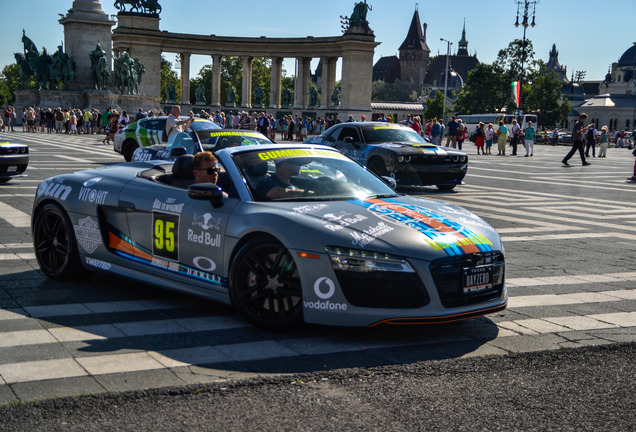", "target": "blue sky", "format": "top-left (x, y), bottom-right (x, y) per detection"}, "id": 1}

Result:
top-left (1, 0), bottom-right (634, 83)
